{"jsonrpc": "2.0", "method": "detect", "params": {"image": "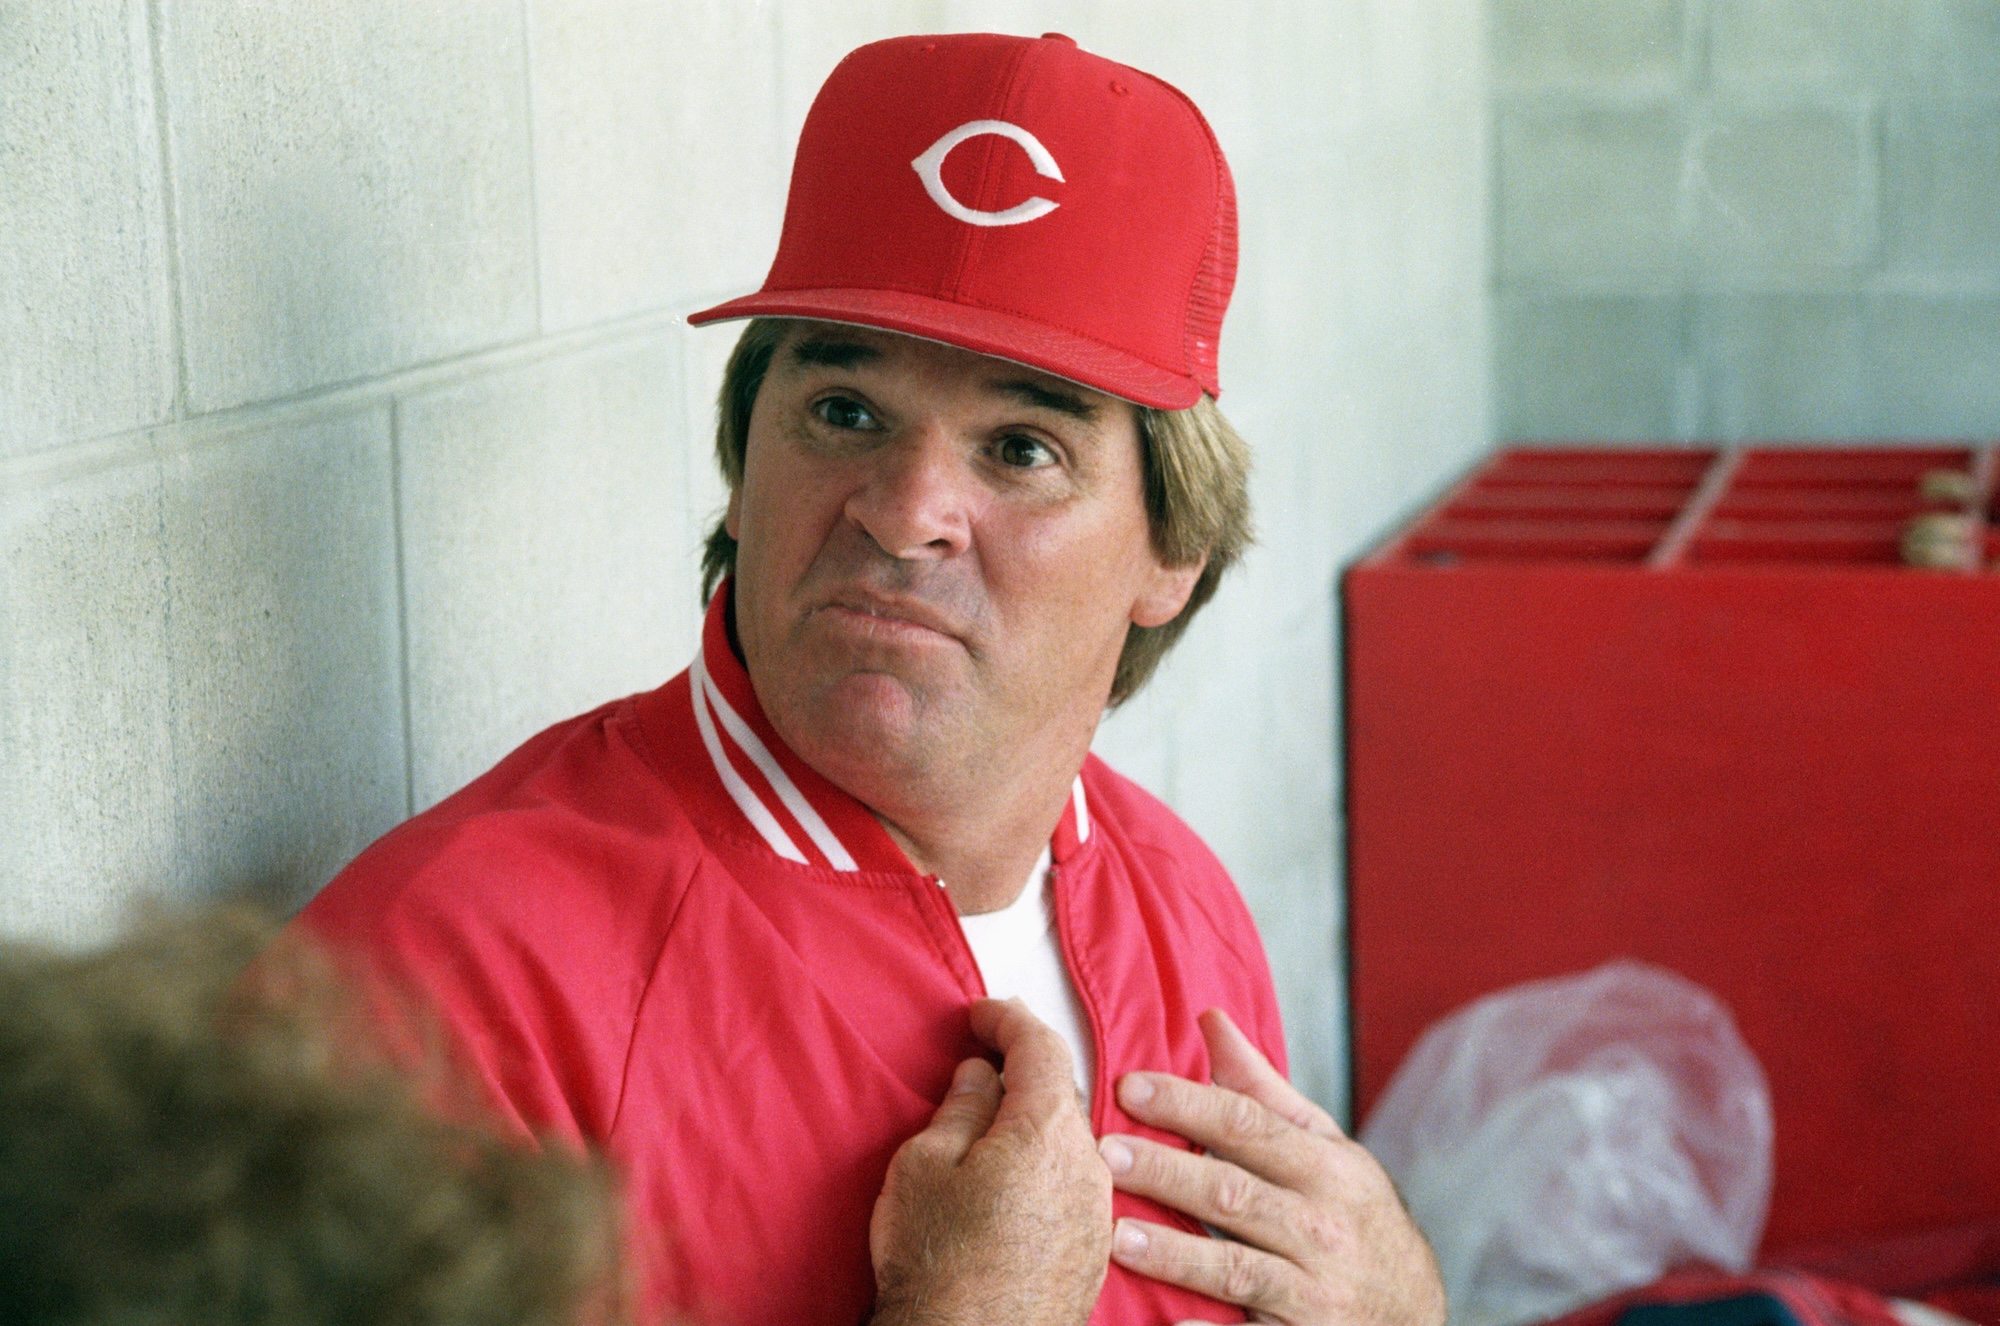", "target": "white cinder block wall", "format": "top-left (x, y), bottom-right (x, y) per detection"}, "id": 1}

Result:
top-left (1493, 0), bottom-right (2000, 441)
top-left (1, 0), bottom-right (1491, 1115)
